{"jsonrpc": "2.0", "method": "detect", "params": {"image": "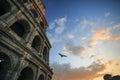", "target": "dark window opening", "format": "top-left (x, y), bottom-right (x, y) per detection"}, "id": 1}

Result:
top-left (10, 22), bottom-right (25, 37)
top-left (10, 20), bottom-right (30, 38)
top-left (0, 52), bottom-right (11, 80)
top-left (29, 9), bottom-right (38, 18)
top-left (39, 75), bottom-right (44, 80)
top-left (17, 67), bottom-right (33, 80)
top-left (31, 36), bottom-right (41, 52)
top-left (0, 0), bottom-right (11, 16)
top-left (40, 22), bottom-right (44, 29)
